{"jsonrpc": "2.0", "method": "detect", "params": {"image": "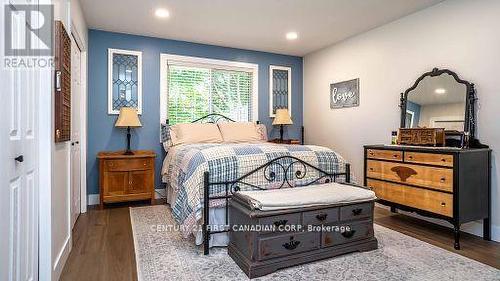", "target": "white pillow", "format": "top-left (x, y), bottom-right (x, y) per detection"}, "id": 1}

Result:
top-left (169, 123), bottom-right (223, 146)
top-left (218, 122), bottom-right (262, 143)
